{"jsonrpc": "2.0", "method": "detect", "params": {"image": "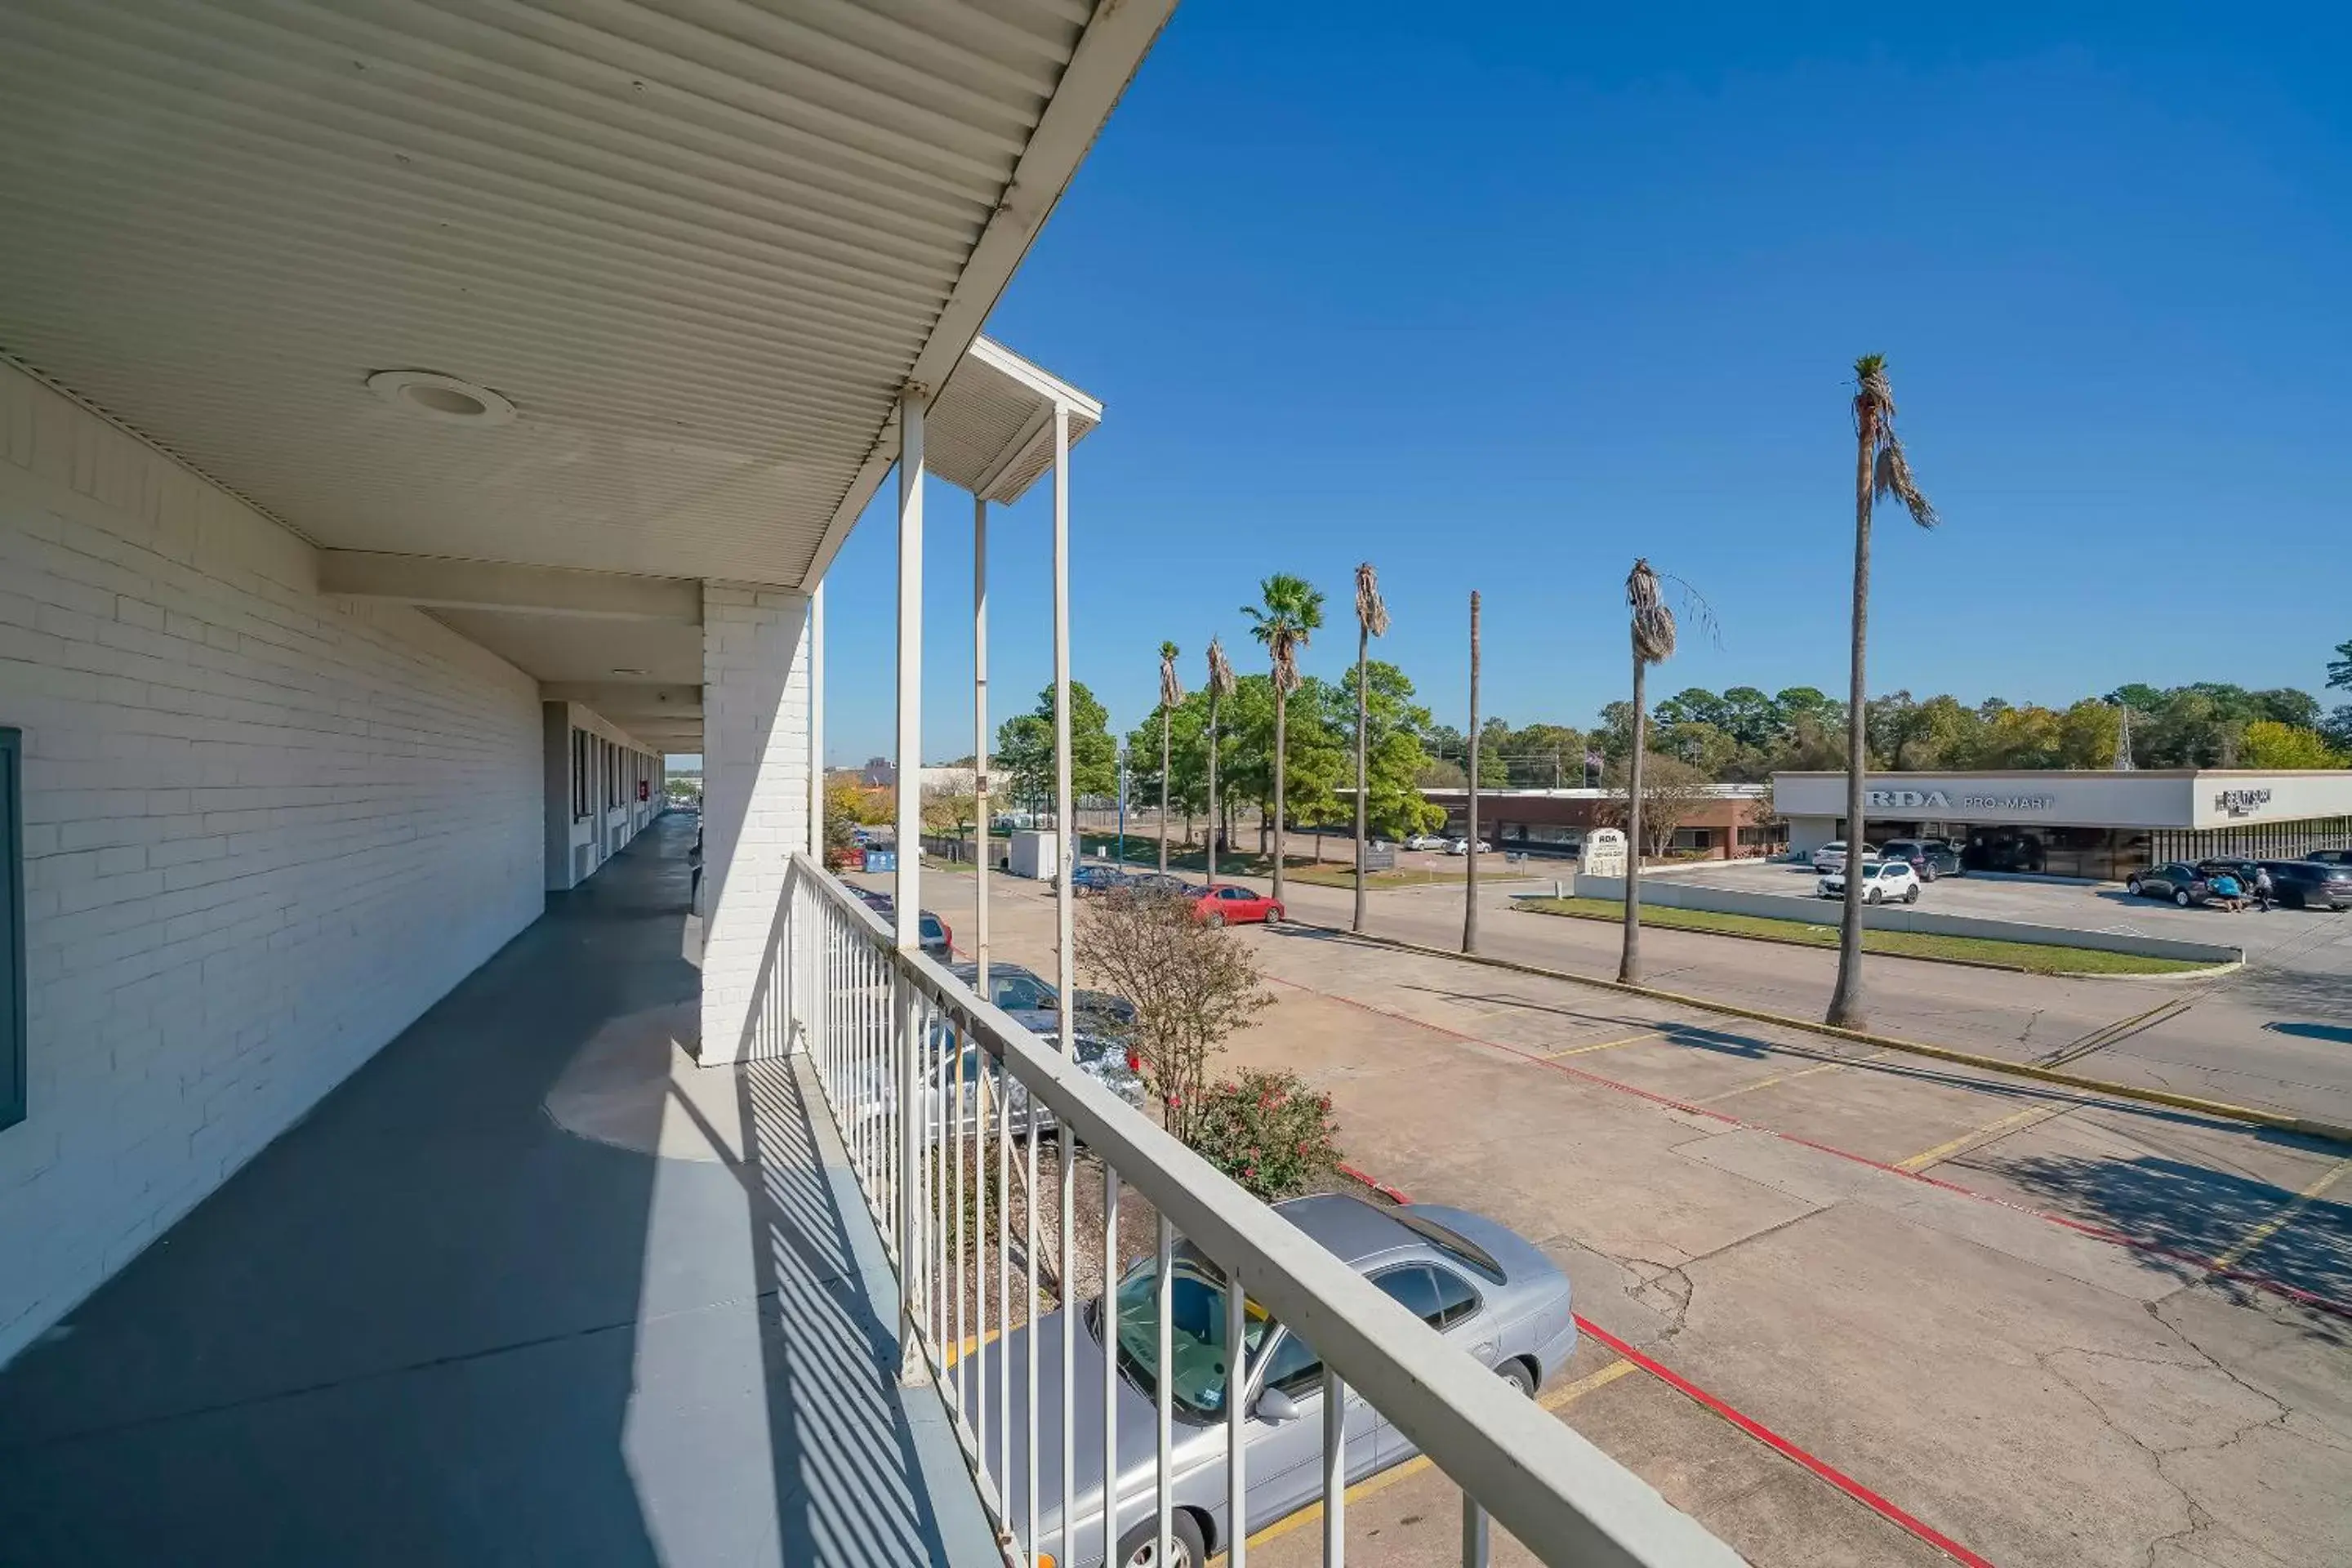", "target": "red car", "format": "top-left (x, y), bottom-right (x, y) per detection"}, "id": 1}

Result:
top-left (1194, 884), bottom-right (1284, 925)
